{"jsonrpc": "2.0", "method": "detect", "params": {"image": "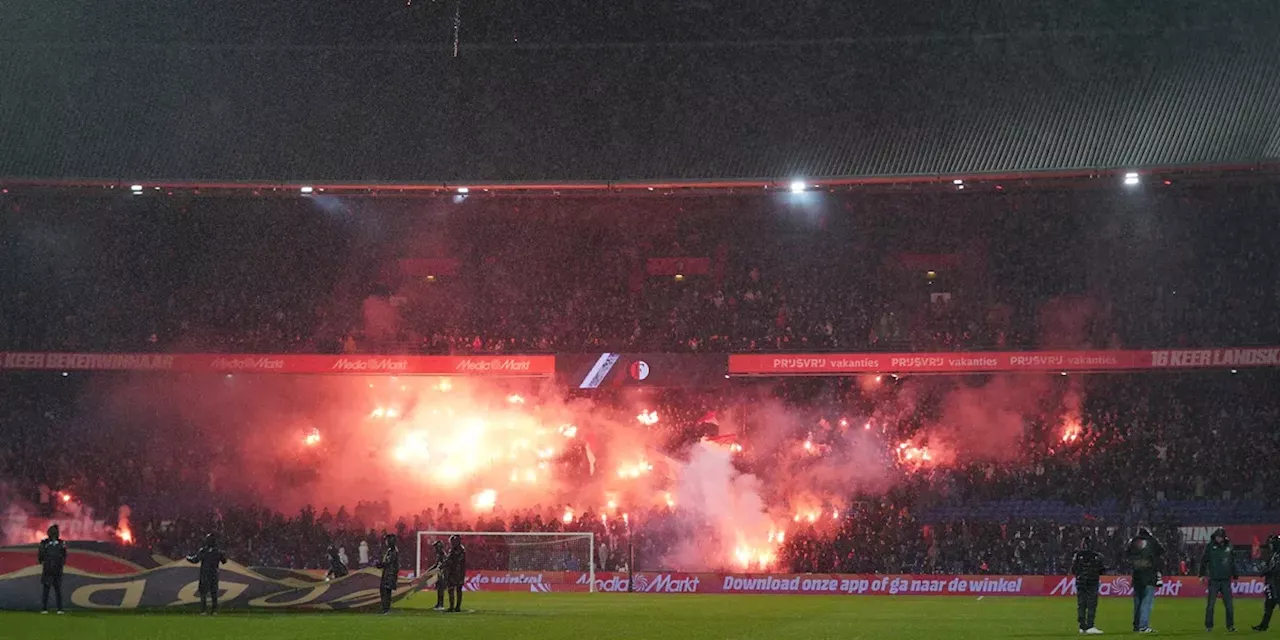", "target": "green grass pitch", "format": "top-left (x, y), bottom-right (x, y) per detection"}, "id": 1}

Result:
top-left (0, 593), bottom-right (1260, 639)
